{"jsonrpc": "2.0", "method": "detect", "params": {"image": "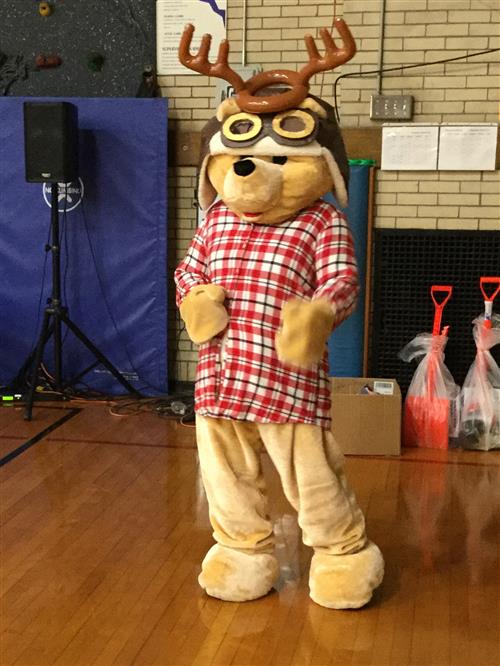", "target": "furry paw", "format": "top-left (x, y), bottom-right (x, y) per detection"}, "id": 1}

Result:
top-left (199, 544), bottom-right (279, 602)
top-left (275, 298), bottom-right (335, 368)
top-left (179, 284), bottom-right (229, 344)
top-left (309, 541), bottom-right (384, 609)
